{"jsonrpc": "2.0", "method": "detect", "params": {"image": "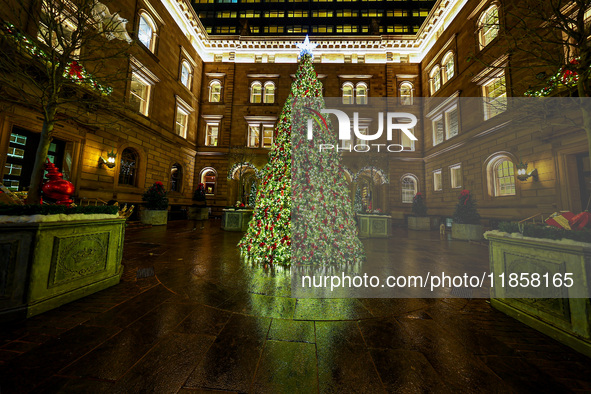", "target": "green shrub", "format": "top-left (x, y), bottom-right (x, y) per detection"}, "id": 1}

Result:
top-left (142, 182), bottom-right (168, 210)
top-left (453, 189), bottom-right (481, 224)
top-left (498, 222), bottom-right (591, 243)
